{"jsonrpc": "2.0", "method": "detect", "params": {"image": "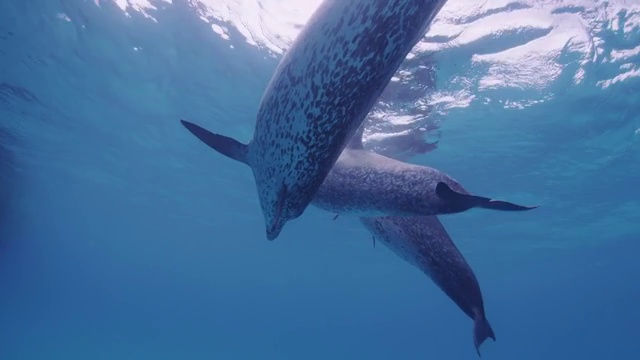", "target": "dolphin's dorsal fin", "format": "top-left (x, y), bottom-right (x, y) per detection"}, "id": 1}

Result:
top-left (346, 122), bottom-right (366, 149)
